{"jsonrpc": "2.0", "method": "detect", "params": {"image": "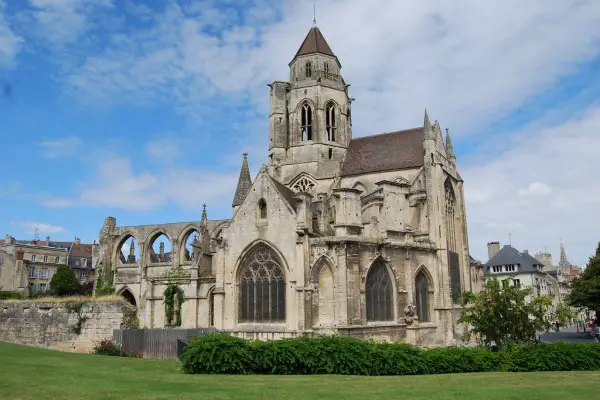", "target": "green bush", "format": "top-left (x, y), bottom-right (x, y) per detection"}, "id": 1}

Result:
top-left (92, 339), bottom-right (122, 356)
top-left (49, 265), bottom-right (81, 296)
top-left (180, 332), bottom-right (600, 376)
top-left (0, 291), bottom-right (24, 300)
